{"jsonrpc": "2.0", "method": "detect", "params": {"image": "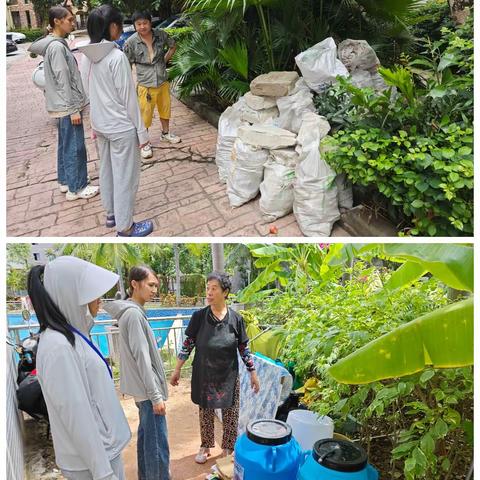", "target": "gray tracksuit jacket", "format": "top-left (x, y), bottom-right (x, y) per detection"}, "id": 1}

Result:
top-left (28, 35), bottom-right (88, 116)
top-left (78, 41), bottom-right (148, 145)
top-left (103, 300), bottom-right (168, 405)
